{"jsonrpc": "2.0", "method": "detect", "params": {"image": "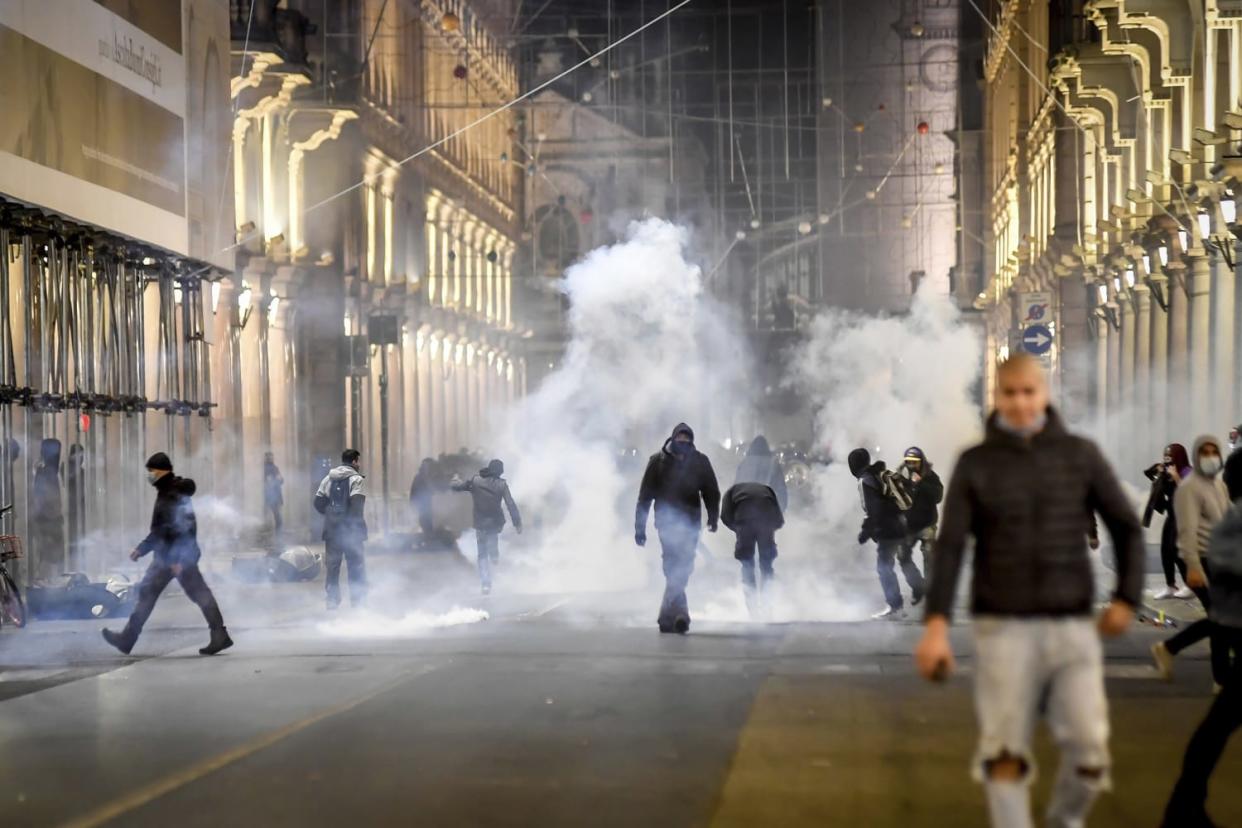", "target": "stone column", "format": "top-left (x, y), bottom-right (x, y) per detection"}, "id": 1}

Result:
top-left (1135, 286), bottom-right (1152, 457)
top-left (1190, 254), bottom-right (1212, 433)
